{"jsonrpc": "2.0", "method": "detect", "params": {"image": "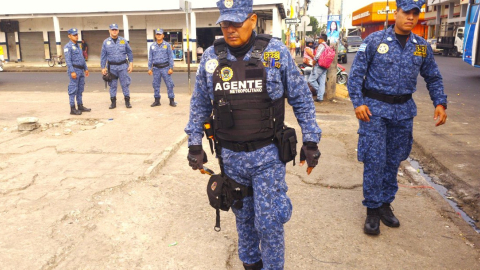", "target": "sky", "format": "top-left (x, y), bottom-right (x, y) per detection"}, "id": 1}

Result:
top-left (307, 0), bottom-right (375, 27)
